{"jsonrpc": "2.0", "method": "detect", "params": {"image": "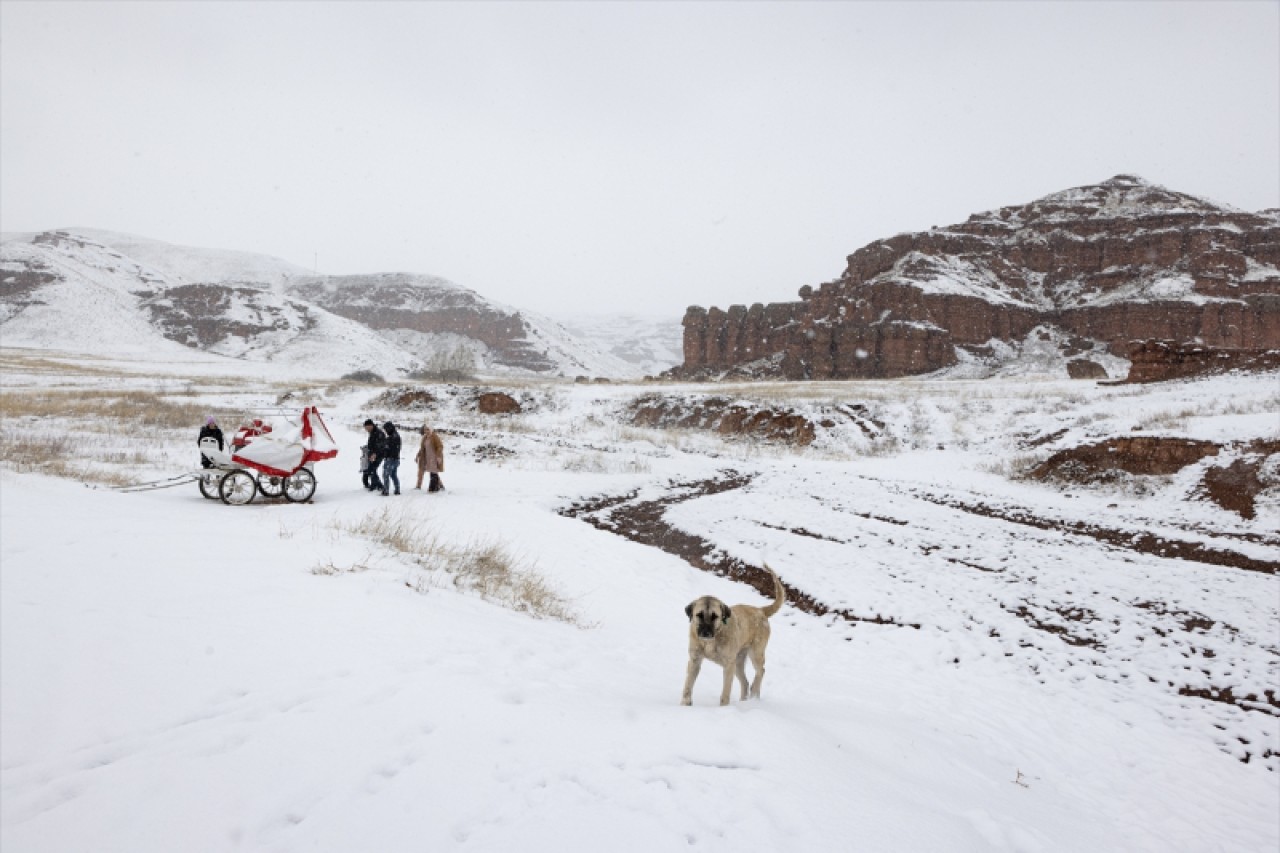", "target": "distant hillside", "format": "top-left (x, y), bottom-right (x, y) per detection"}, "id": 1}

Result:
top-left (0, 229), bottom-right (632, 378)
top-left (679, 175), bottom-right (1280, 380)
top-left (556, 314), bottom-right (684, 377)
